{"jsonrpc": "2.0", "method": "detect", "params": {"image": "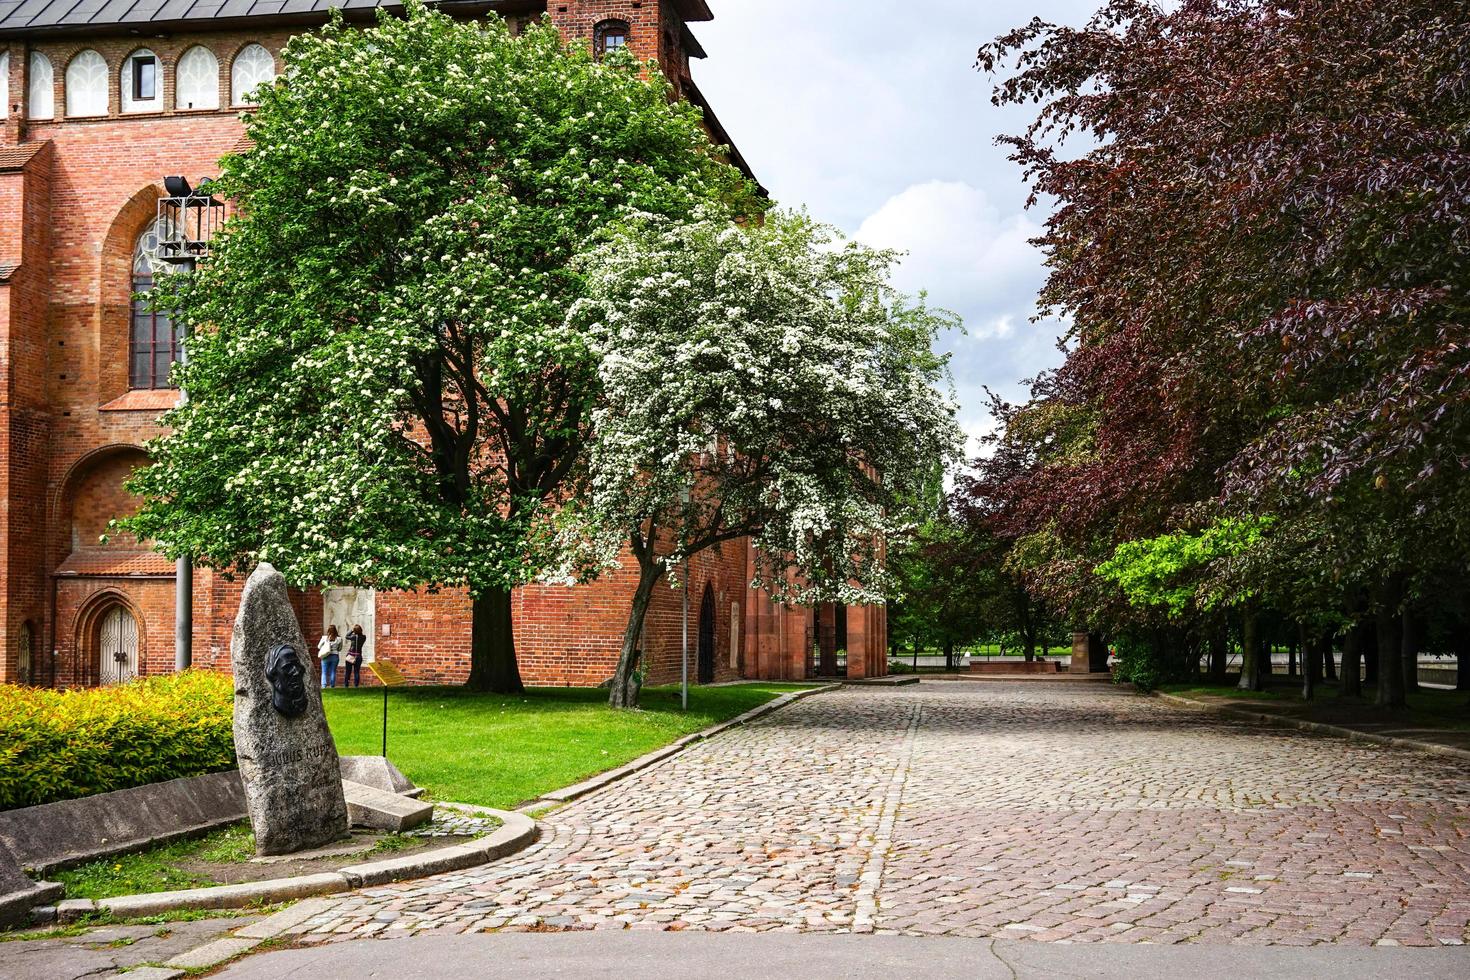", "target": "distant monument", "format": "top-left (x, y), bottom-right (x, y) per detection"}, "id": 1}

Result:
top-left (232, 563), bottom-right (348, 855)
